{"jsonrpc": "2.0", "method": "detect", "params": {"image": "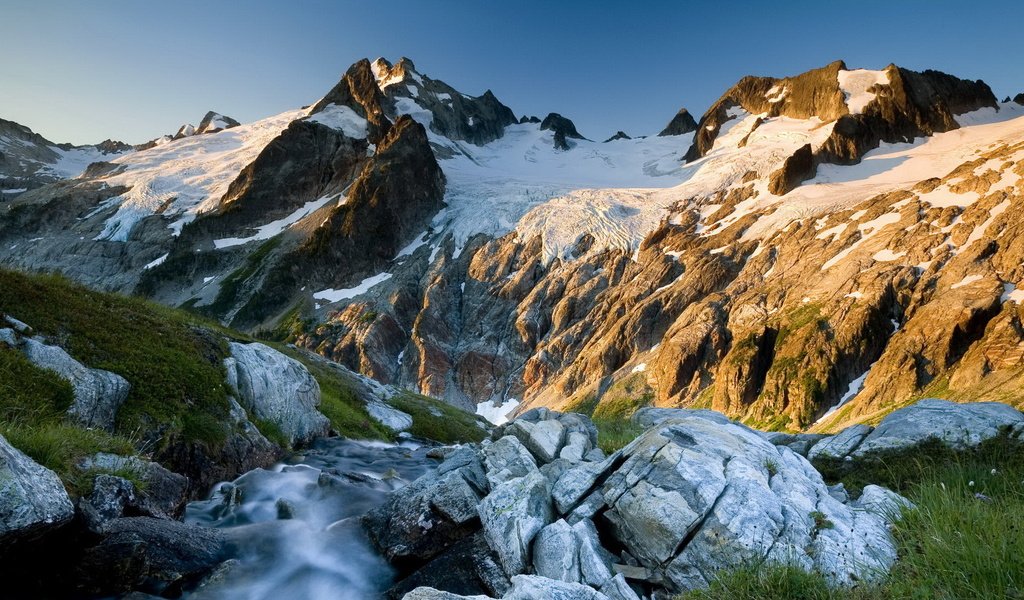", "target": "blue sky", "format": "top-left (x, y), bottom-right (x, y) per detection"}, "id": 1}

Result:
top-left (2, 0), bottom-right (1022, 145)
